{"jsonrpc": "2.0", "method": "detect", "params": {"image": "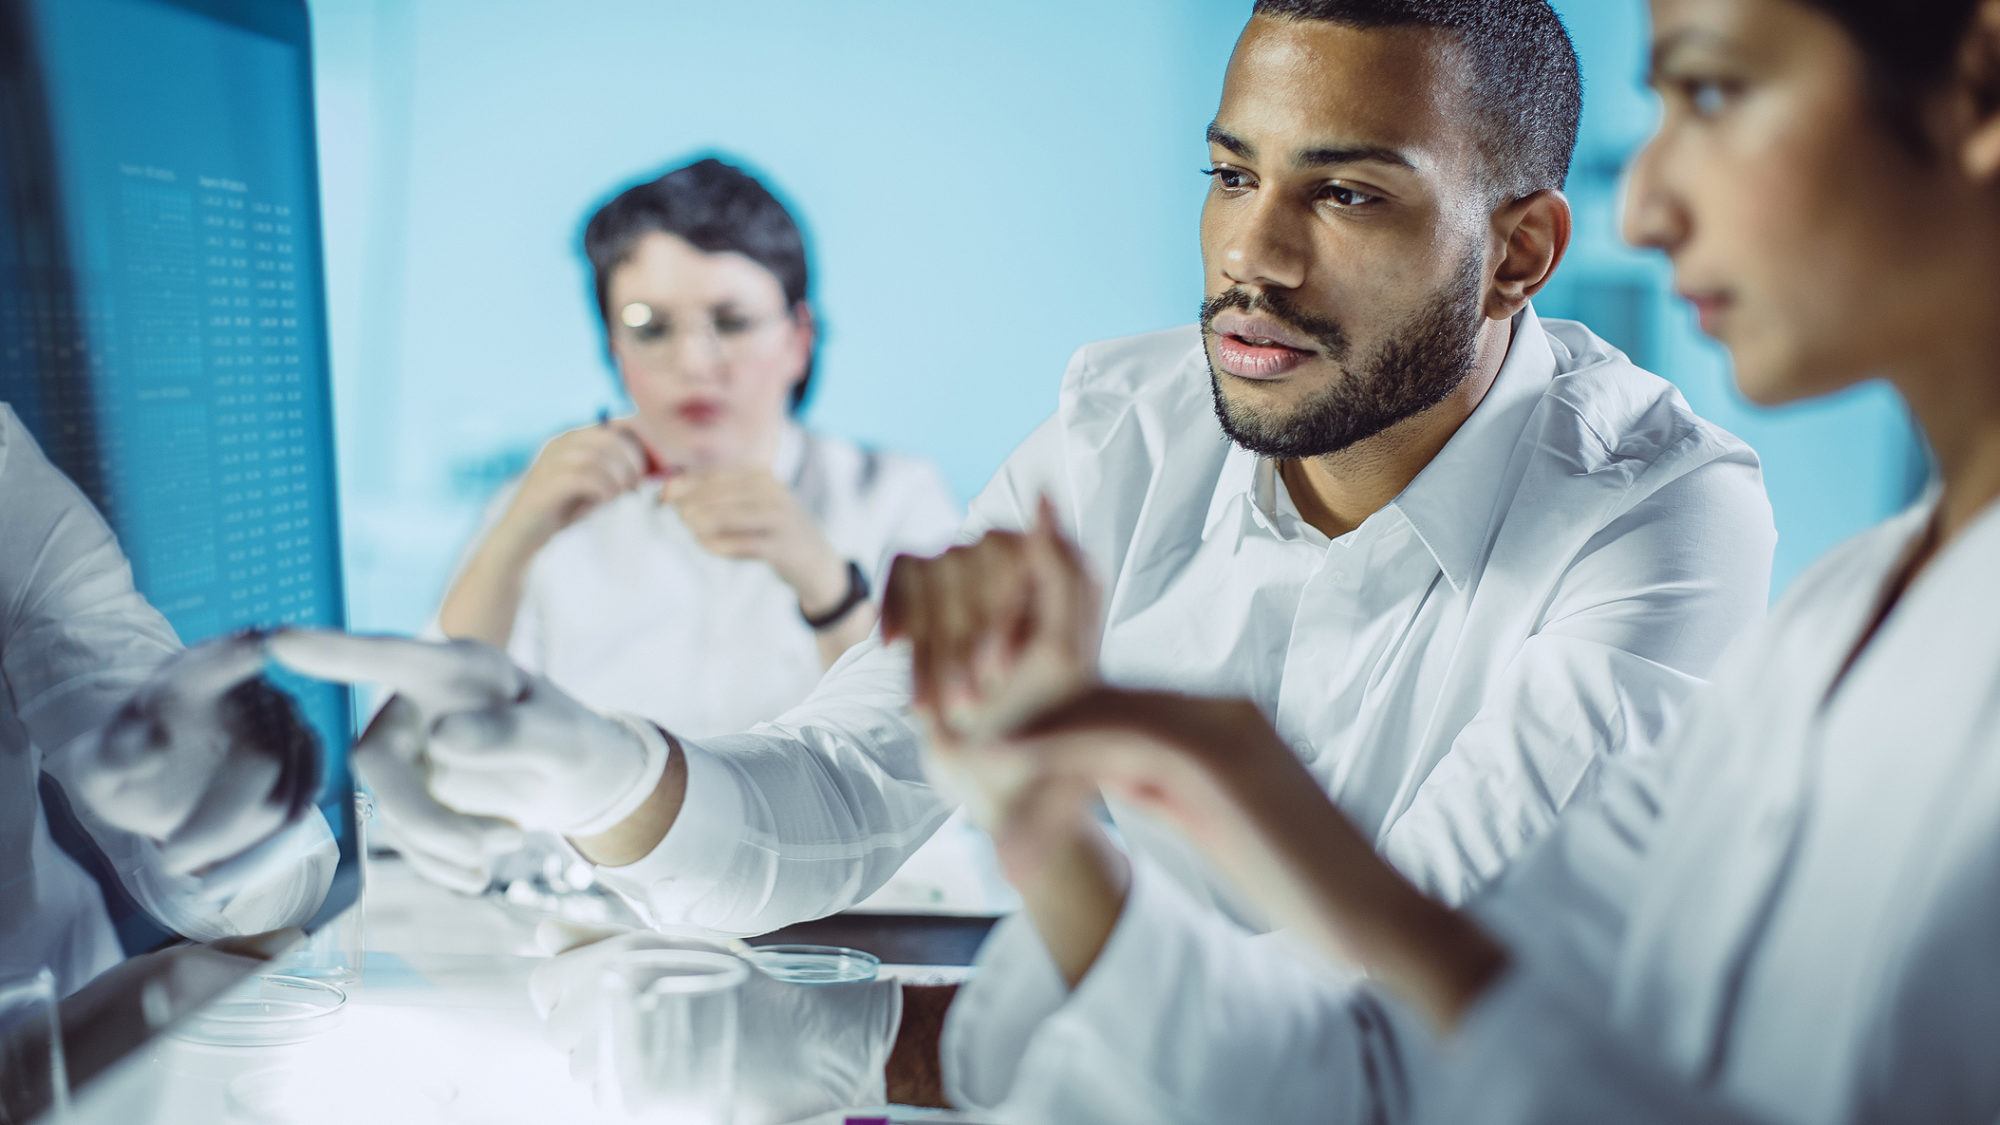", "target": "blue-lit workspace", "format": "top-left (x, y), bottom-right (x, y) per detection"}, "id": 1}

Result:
top-left (4, 1), bottom-right (1996, 1123)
